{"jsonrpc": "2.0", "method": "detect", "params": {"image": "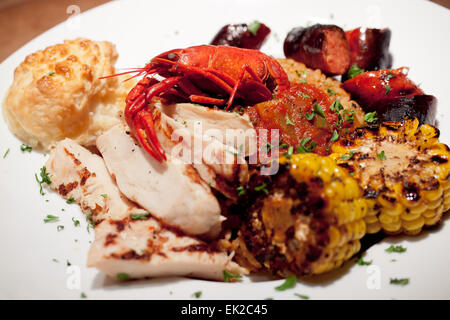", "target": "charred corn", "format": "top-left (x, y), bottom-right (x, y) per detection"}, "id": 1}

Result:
top-left (331, 119), bottom-right (450, 235)
top-left (234, 153), bottom-right (367, 277)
